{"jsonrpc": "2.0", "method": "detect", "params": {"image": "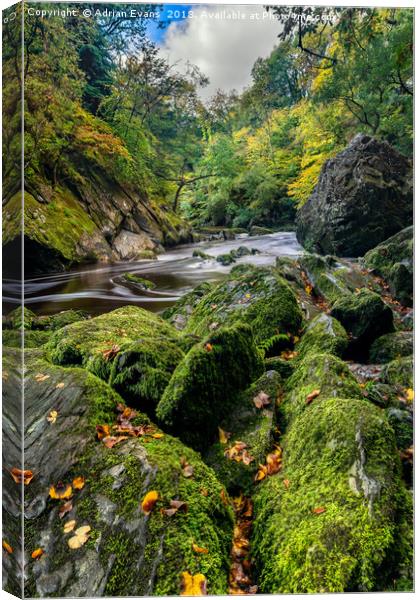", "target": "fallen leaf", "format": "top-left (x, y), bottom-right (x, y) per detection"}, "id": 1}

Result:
top-left (46, 410), bottom-right (58, 424)
top-left (283, 479), bottom-right (290, 489)
top-left (405, 388), bottom-right (414, 403)
top-left (72, 476), bottom-right (85, 490)
top-left (151, 433), bottom-right (164, 439)
top-left (306, 389), bottom-right (321, 405)
top-left (305, 284), bottom-right (313, 295)
top-left (31, 548), bottom-right (45, 560)
top-left (200, 488), bottom-right (208, 497)
top-left (141, 490), bottom-right (159, 515)
top-left (312, 507), bottom-right (326, 515)
top-left (182, 464), bottom-right (194, 478)
top-left (9, 468), bottom-right (34, 485)
top-left (75, 525), bottom-right (91, 536)
top-left (254, 465), bottom-right (268, 482)
top-left (102, 435), bottom-right (128, 448)
top-left (266, 452), bottom-right (281, 475)
top-left (56, 382), bottom-right (65, 389)
top-left (220, 489), bottom-right (230, 506)
top-left (180, 572), bottom-right (207, 596)
top-left (63, 520), bottom-right (76, 534)
top-left (2, 541), bottom-right (13, 554)
top-left (68, 525), bottom-right (91, 550)
top-left (204, 343), bottom-right (213, 352)
top-left (252, 391), bottom-right (270, 409)
top-left (162, 499), bottom-right (188, 516)
top-left (218, 427), bottom-right (230, 444)
top-left (59, 501), bottom-right (73, 518)
top-left (96, 424), bottom-right (111, 440)
top-left (35, 373), bottom-right (50, 382)
top-left (101, 344), bottom-right (120, 361)
top-left (280, 350), bottom-right (298, 361)
top-left (49, 482), bottom-right (73, 500)
top-left (192, 543), bottom-right (209, 554)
